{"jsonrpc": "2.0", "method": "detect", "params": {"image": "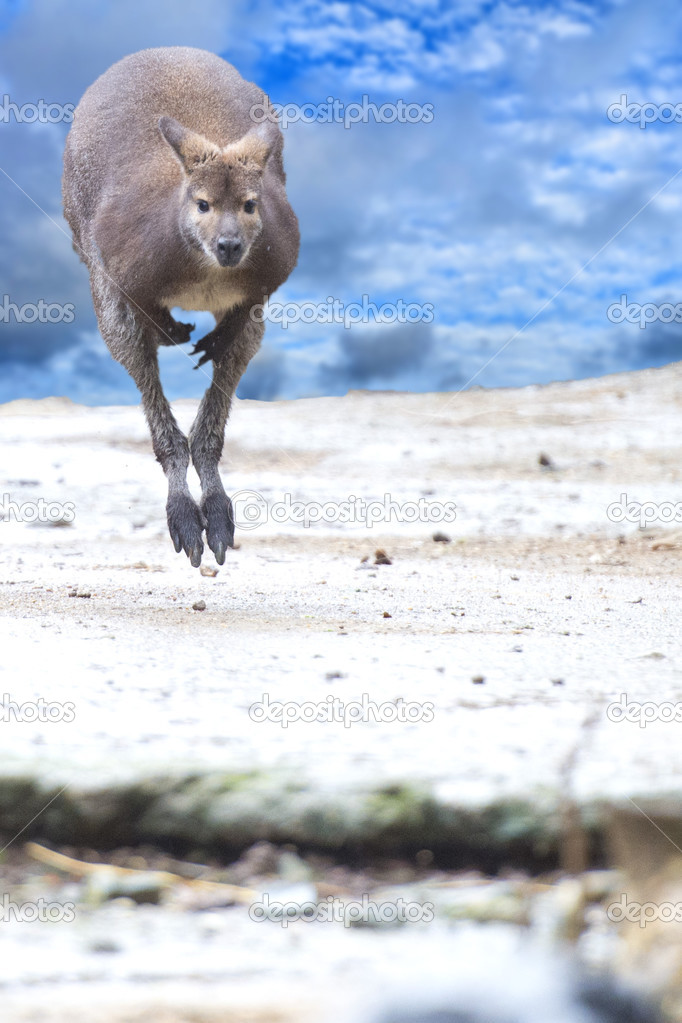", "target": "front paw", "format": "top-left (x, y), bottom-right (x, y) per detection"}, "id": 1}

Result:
top-left (167, 491), bottom-right (205, 567)
top-left (159, 317), bottom-right (195, 346)
top-left (201, 489), bottom-right (234, 565)
top-left (191, 330), bottom-right (225, 368)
